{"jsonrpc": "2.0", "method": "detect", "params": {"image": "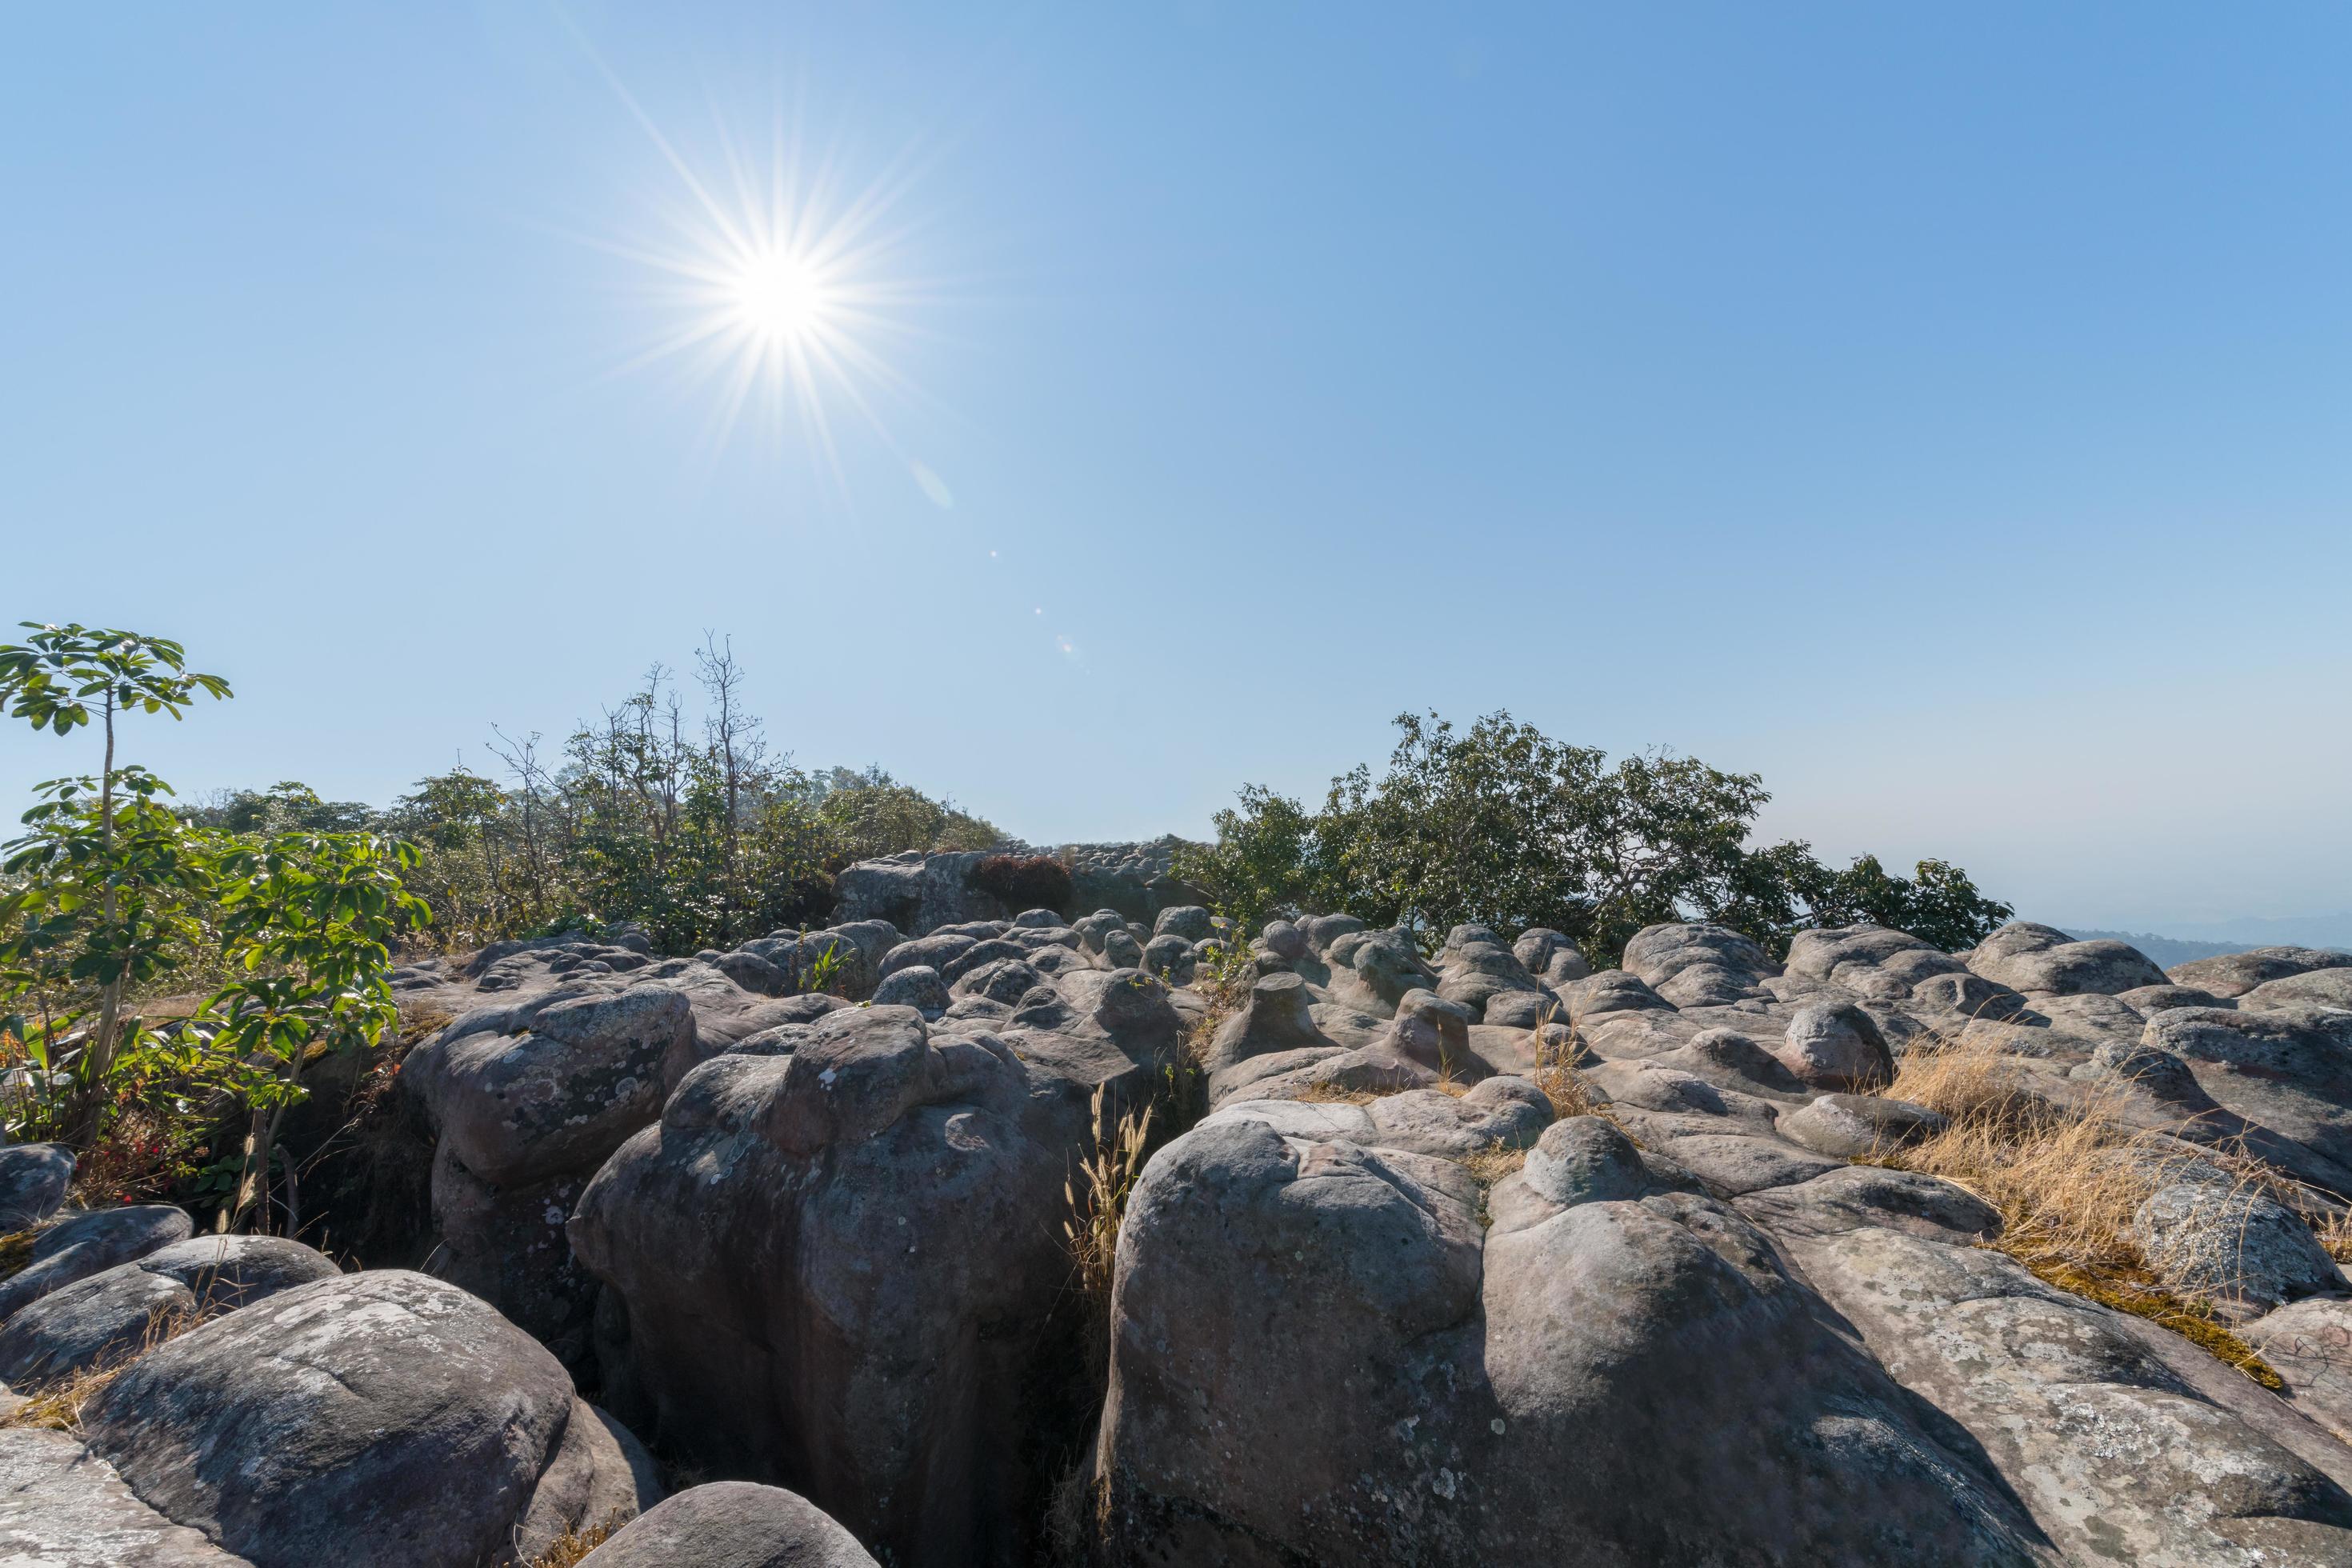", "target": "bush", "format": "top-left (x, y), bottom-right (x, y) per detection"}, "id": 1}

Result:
top-left (968, 854), bottom-right (1073, 915)
top-left (1174, 710), bottom-right (2011, 961)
